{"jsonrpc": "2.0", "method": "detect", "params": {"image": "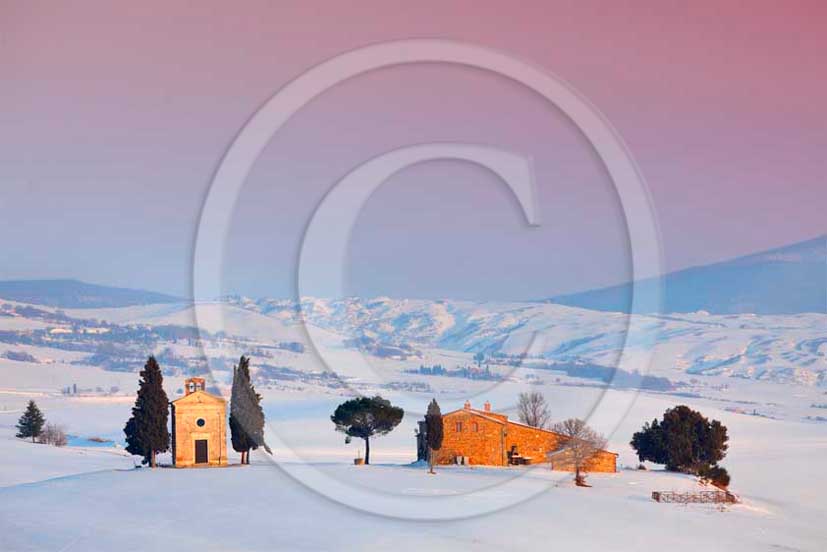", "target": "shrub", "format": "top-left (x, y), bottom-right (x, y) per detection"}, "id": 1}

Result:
top-left (699, 464), bottom-right (731, 489)
top-left (38, 424), bottom-right (68, 447)
top-left (2, 350), bottom-right (38, 363)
